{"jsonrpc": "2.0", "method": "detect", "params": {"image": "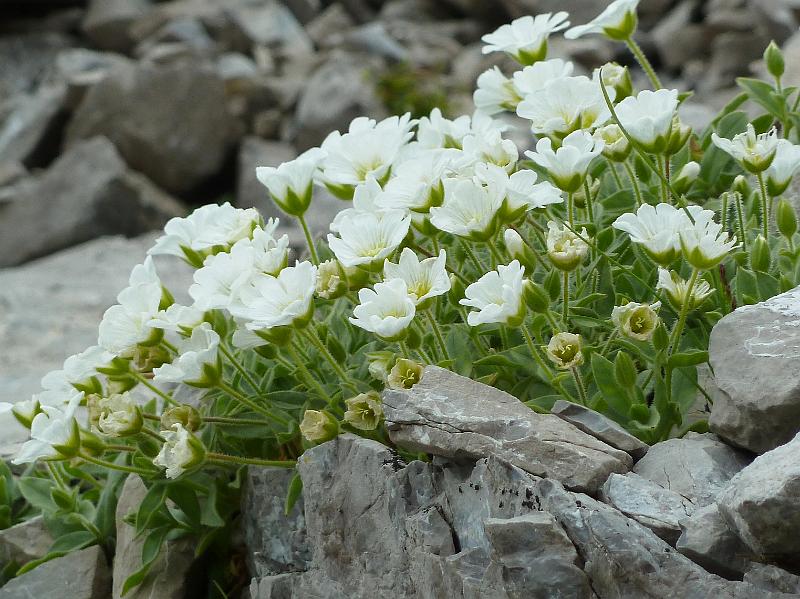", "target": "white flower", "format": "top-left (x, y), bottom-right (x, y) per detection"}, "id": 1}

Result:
top-left (481, 13), bottom-right (570, 64)
top-left (526, 130), bottom-right (604, 192)
top-left (417, 108), bottom-right (473, 149)
top-left (460, 260), bottom-right (525, 326)
top-left (149, 304), bottom-right (205, 333)
top-left (377, 149), bottom-right (464, 213)
top-left (41, 345), bottom-right (113, 395)
top-left (594, 123), bottom-right (630, 161)
top-left (255, 147), bottom-right (324, 216)
top-left (614, 89), bottom-right (678, 152)
top-left (231, 222), bottom-right (290, 277)
top-left (350, 278), bottom-right (416, 340)
top-left (506, 169), bottom-right (563, 213)
top-left (430, 177), bottom-right (503, 240)
top-left (327, 210), bottom-right (411, 269)
top-left (598, 62), bottom-right (632, 98)
top-left (679, 219), bottom-right (737, 270)
top-left (329, 177), bottom-right (388, 233)
top-left (189, 248), bottom-right (255, 312)
top-left (711, 124), bottom-right (779, 174)
top-left (565, 0), bottom-right (640, 40)
top-left (462, 129), bottom-right (519, 173)
top-left (153, 423), bottom-right (205, 479)
top-left (611, 301), bottom-right (661, 341)
top-left (474, 67), bottom-right (521, 116)
top-left (149, 202), bottom-right (261, 264)
top-left (546, 332), bottom-right (584, 369)
top-left (516, 75), bottom-right (611, 139)
top-left (98, 257), bottom-right (164, 354)
top-left (613, 203), bottom-right (714, 265)
top-left (153, 323), bottom-right (221, 385)
top-left (320, 114), bottom-right (415, 197)
top-left (512, 59), bottom-right (573, 96)
top-left (97, 392), bottom-right (143, 437)
top-left (657, 268), bottom-right (714, 309)
top-left (673, 161), bottom-right (700, 193)
top-left (13, 389), bottom-right (82, 464)
top-left (546, 221), bottom-right (590, 271)
top-left (383, 248), bottom-right (451, 305)
top-left (766, 139), bottom-right (800, 194)
top-left (232, 261), bottom-right (318, 331)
